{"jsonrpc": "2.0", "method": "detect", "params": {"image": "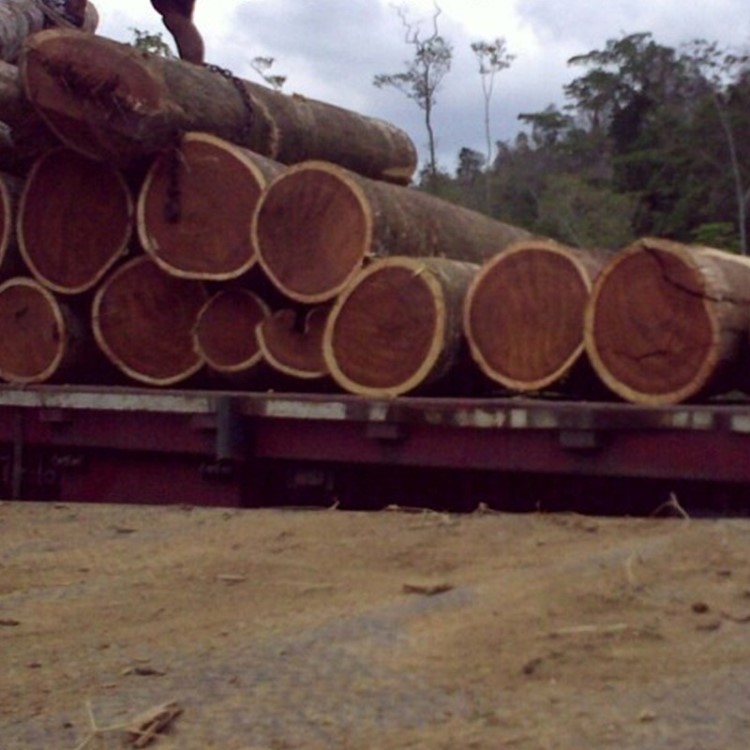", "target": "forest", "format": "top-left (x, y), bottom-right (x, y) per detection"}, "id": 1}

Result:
top-left (393, 30), bottom-right (750, 254)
